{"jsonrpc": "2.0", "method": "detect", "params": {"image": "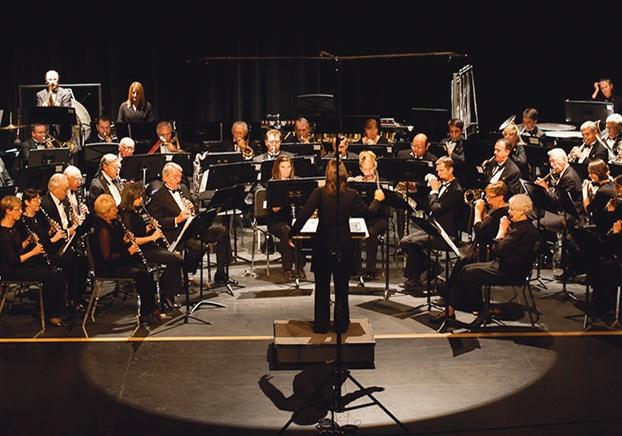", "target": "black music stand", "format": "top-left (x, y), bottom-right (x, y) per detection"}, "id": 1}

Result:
top-left (27, 107), bottom-right (76, 141)
top-left (17, 165), bottom-right (57, 192)
top-left (295, 94), bottom-right (336, 117)
top-left (521, 179), bottom-right (556, 290)
top-left (166, 208), bottom-right (225, 326)
top-left (28, 148), bottom-right (70, 167)
top-left (257, 156), bottom-right (315, 184)
top-left (280, 142), bottom-right (324, 158)
top-left (120, 154), bottom-right (167, 184)
top-left (318, 158), bottom-right (361, 178)
top-left (83, 142), bottom-right (117, 180)
top-left (348, 143), bottom-right (393, 158)
top-left (524, 144), bottom-right (550, 180)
